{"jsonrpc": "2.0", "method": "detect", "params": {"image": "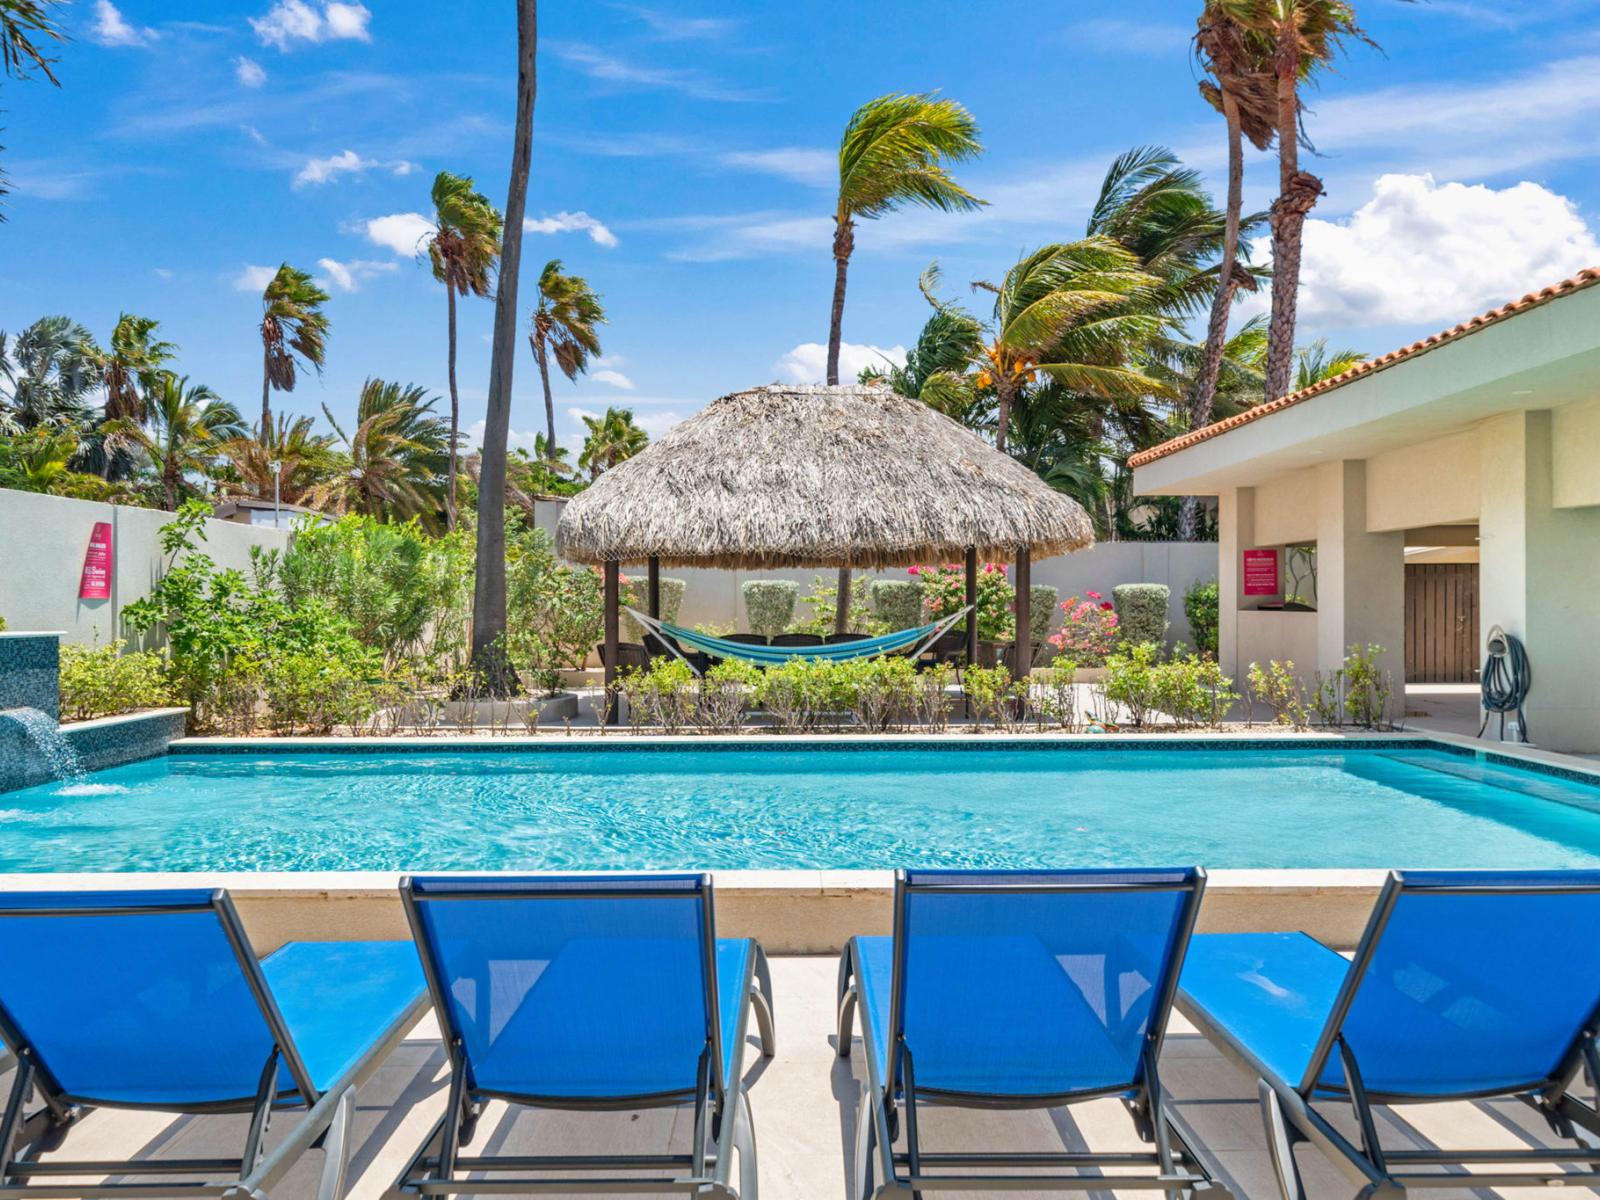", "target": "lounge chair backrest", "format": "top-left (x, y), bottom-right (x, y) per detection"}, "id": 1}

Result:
top-left (403, 874), bottom-right (720, 1104)
top-left (891, 868), bottom-right (1204, 1102)
top-left (0, 889), bottom-right (310, 1107)
top-left (1309, 870), bottom-right (1600, 1099)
